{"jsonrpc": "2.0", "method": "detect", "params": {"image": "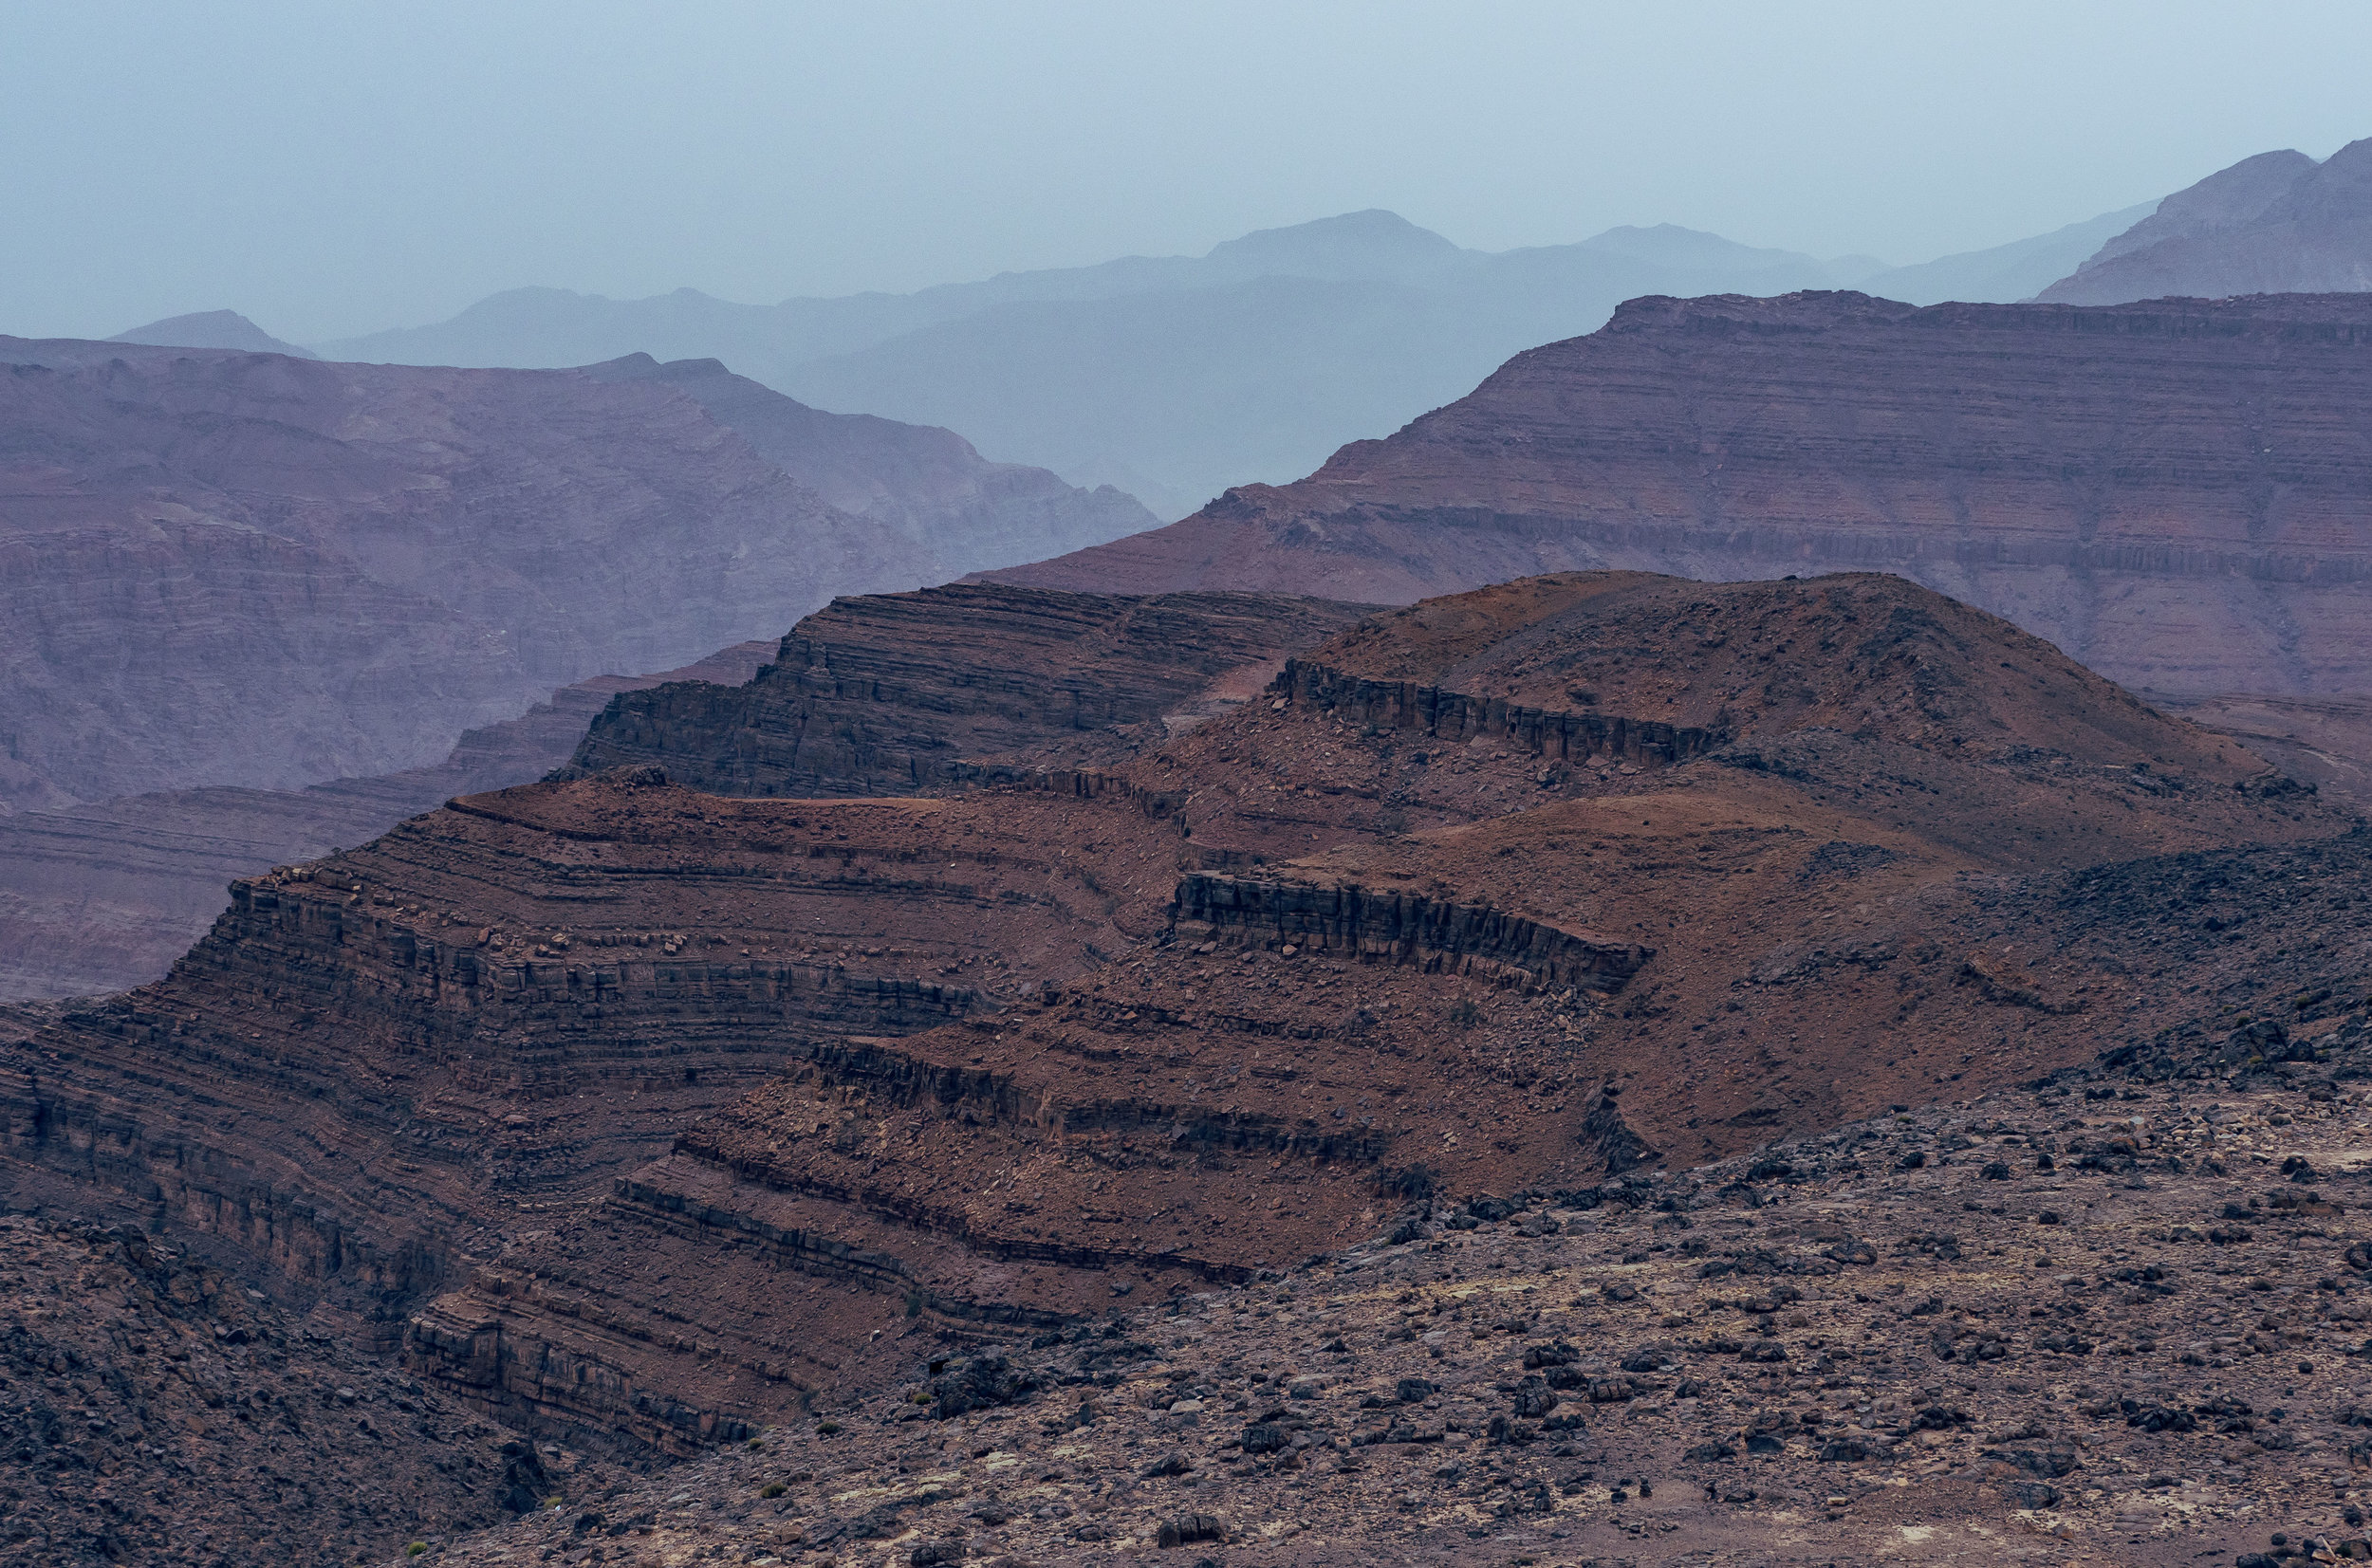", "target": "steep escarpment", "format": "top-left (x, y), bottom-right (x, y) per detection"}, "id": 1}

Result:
top-left (4, 573), bottom-right (2358, 1474)
top-left (563, 582), bottom-right (1375, 795)
top-left (989, 291), bottom-right (2372, 699)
